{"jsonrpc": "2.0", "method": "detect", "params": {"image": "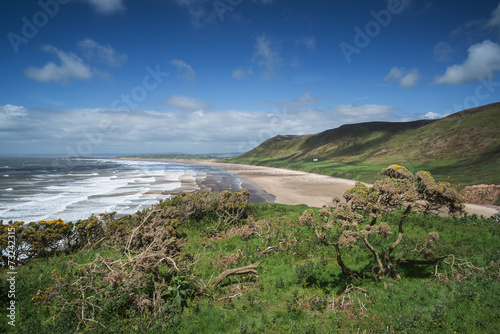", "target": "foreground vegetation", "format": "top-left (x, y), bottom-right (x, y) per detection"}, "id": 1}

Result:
top-left (1, 167), bottom-right (499, 333)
